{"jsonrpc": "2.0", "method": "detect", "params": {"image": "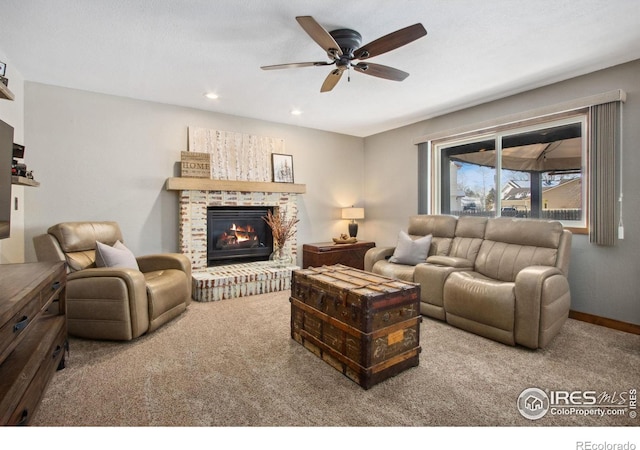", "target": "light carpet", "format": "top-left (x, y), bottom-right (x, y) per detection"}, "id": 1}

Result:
top-left (32, 290), bottom-right (639, 427)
